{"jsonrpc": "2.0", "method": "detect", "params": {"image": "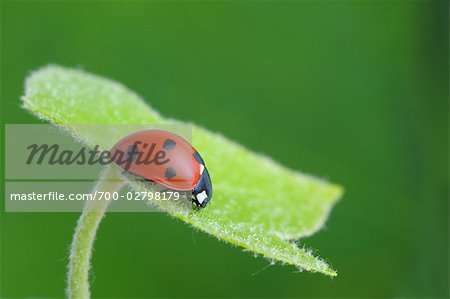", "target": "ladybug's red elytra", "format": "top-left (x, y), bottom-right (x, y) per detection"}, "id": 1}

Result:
top-left (110, 130), bottom-right (212, 209)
